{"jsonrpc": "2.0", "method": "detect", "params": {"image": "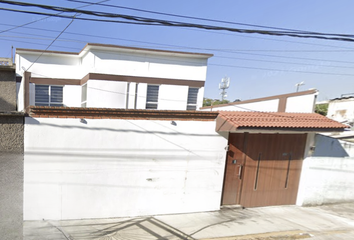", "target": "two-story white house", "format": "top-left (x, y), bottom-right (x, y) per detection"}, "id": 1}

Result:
top-left (16, 43), bottom-right (212, 111)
